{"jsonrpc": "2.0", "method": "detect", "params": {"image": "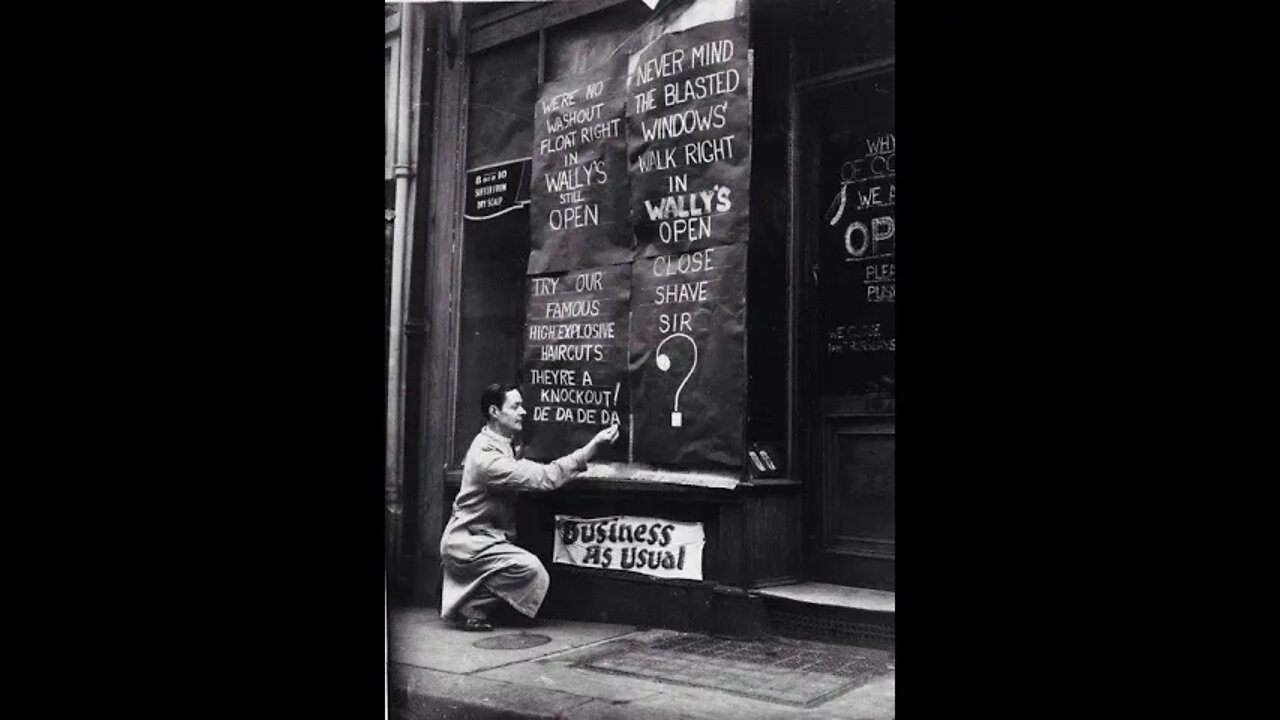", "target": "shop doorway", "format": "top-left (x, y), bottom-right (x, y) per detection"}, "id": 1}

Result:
top-left (797, 66), bottom-right (895, 590)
